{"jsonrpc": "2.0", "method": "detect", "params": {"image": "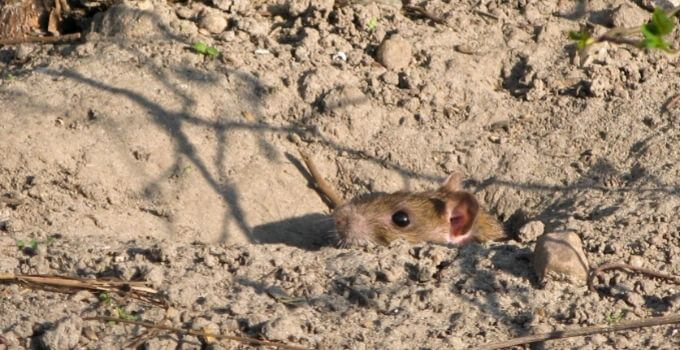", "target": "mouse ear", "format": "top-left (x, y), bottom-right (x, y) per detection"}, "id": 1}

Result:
top-left (449, 193), bottom-right (480, 238)
top-left (440, 172), bottom-right (464, 193)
